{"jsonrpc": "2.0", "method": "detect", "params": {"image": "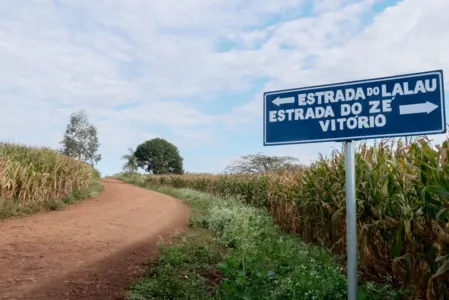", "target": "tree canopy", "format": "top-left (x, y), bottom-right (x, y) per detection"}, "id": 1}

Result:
top-left (224, 153), bottom-right (300, 174)
top-left (134, 138), bottom-right (184, 174)
top-left (121, 148), bottom-right (138, 173)
top-left (60, 110), bottom-right (101, 166)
